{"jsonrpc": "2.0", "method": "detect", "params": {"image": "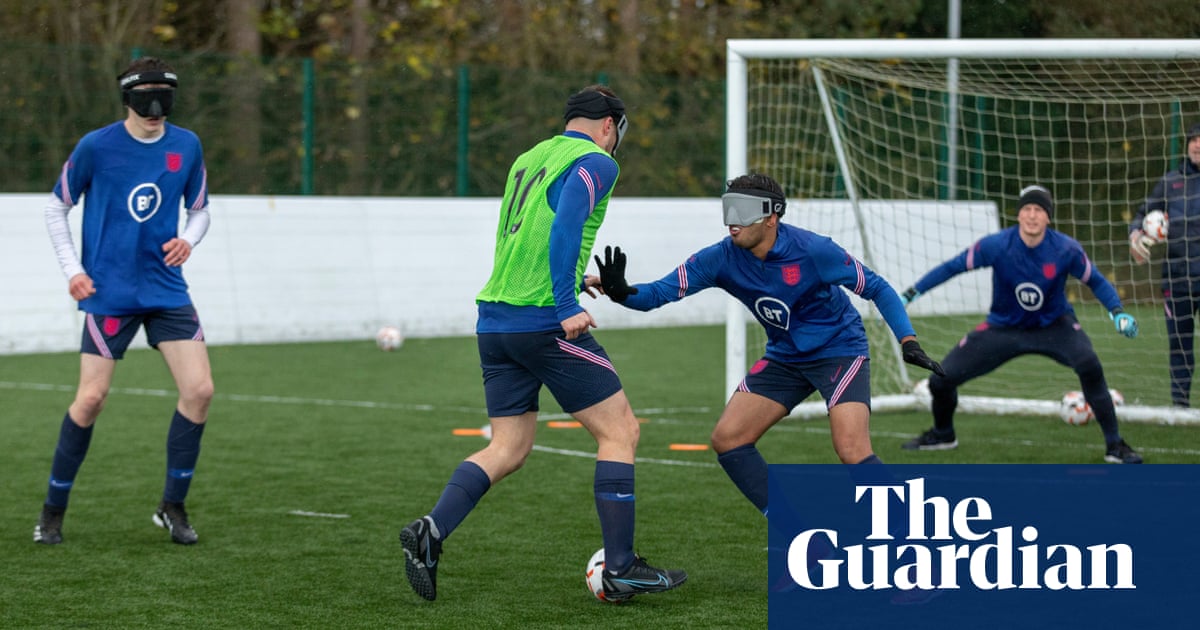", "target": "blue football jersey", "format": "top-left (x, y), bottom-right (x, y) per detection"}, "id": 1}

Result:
top-left (622, 223), bottom-right (915, 363)
top-left (913, 226), bottom-right (1121, 328)
top-left (53, 121), bottom-right (208, 315)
